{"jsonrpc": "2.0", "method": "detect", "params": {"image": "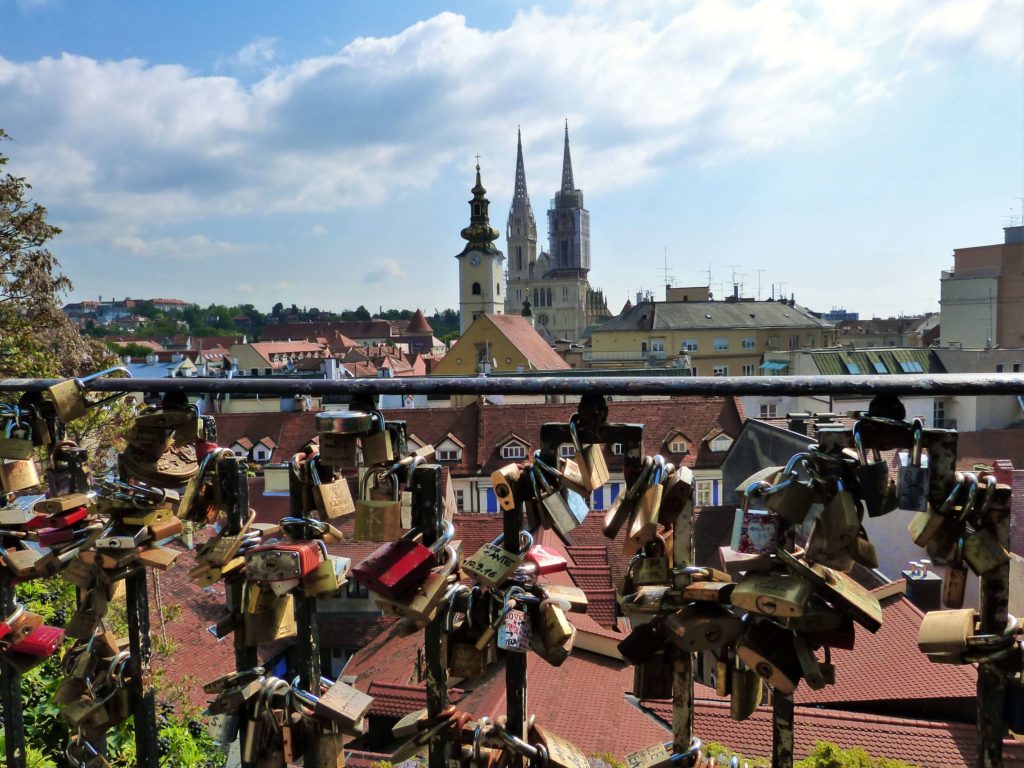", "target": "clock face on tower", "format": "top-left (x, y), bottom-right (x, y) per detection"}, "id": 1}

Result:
top-left (470, 254), bottom-right (481, 266)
